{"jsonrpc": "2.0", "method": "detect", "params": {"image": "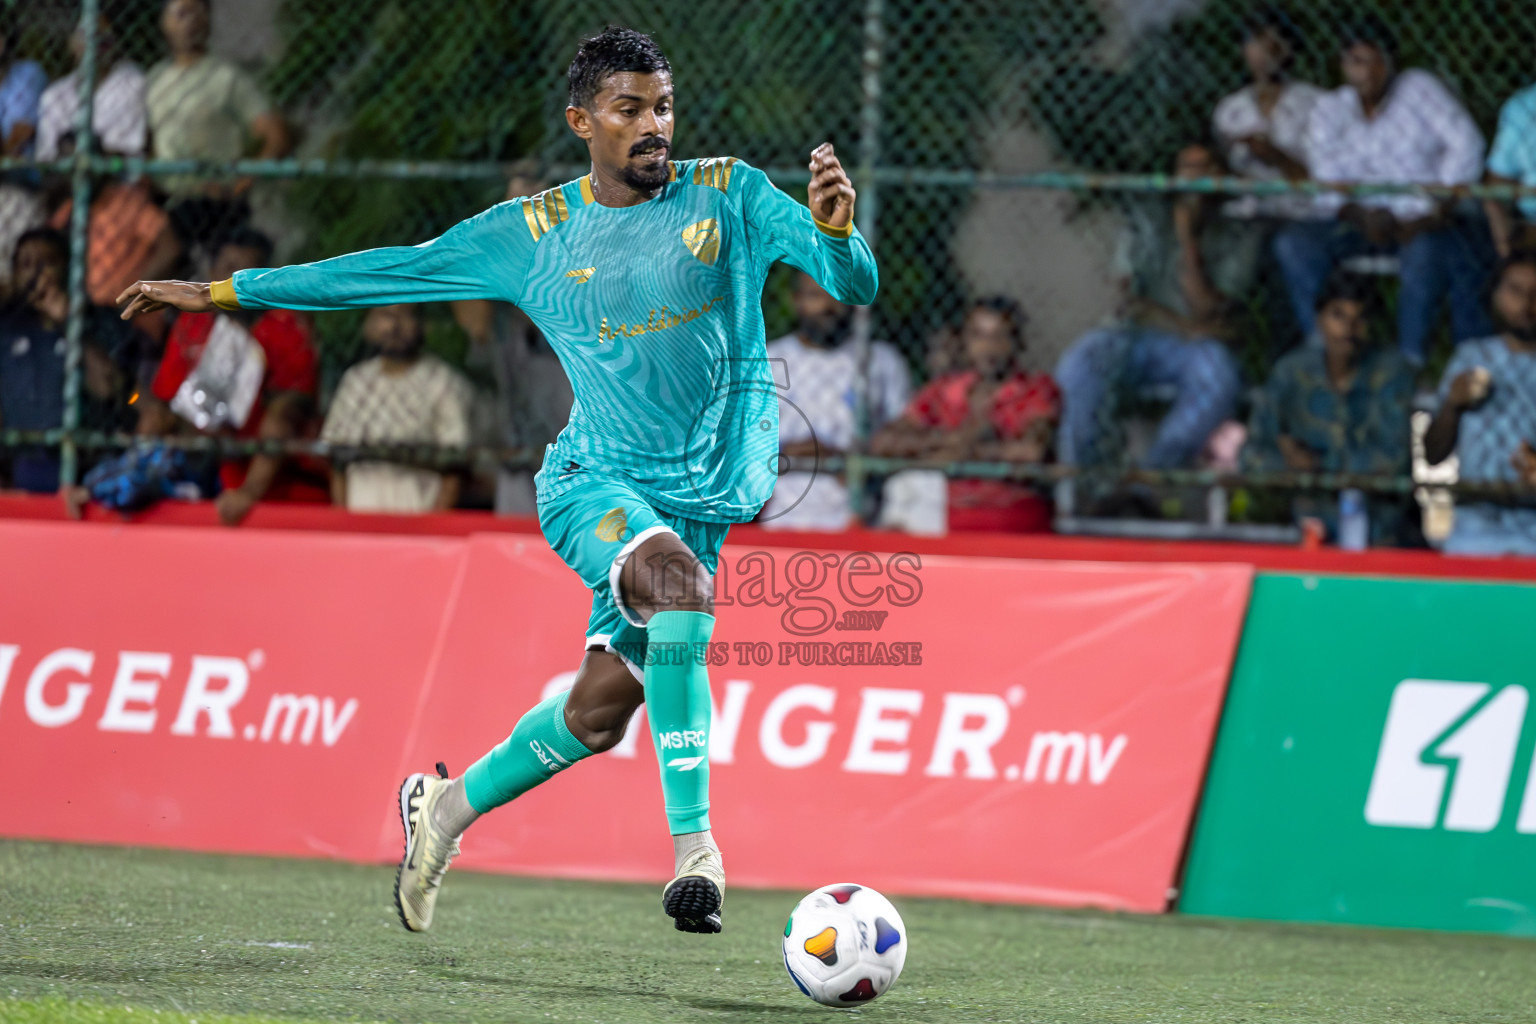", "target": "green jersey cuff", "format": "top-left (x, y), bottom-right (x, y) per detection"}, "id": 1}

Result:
top-left (210, 278), bottom-right (241, 310)
top-left (813, 216), bottom-right (854, 240)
